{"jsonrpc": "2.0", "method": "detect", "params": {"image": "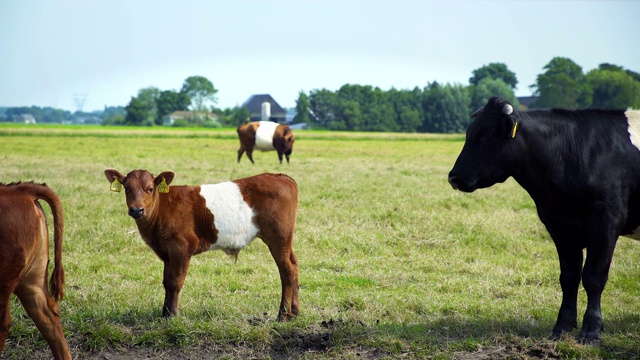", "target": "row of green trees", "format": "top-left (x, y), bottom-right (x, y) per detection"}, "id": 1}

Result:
top-left (1, 106), bottom-right (75, 123)
top-left (531, 58), bottom-right (640, 109)
top-left (104, 76), bottom-right (219, 126)
top-left (106, 75), bottom-right (253, 128)
top-left (2, 57), bottom-right (637, 132)
top-left (0, 105), bottom-right (125, 124)
top-left (293, 57), bottom-right (640, 133)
